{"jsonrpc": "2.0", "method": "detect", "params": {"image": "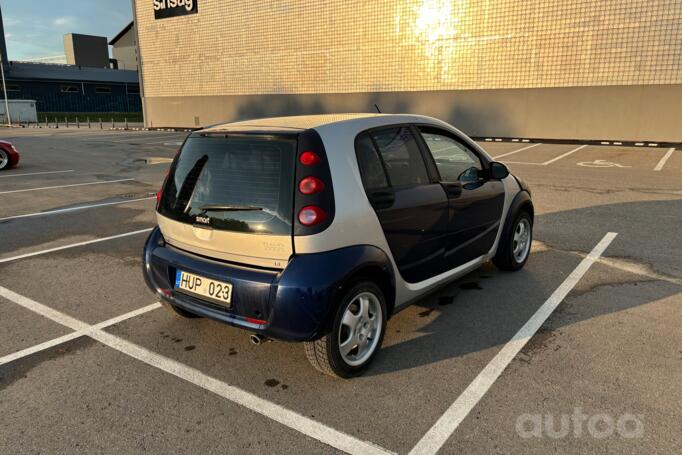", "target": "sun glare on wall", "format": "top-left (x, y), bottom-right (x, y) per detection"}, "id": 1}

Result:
top-left (397, 0), bottom-right (469, 83)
